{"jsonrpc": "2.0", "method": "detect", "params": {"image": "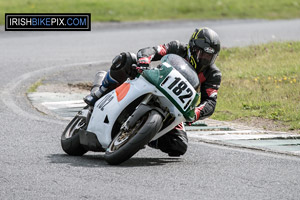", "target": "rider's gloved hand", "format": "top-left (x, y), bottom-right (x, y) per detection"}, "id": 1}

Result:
top-left (186, 107), bottom-right (202, 126)
top-left (83, 93), bottom-right (99, 106)
top-left (194, 107), bottom-right (201, 121)
top-left (137, 57), bottom-right (151, 68)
